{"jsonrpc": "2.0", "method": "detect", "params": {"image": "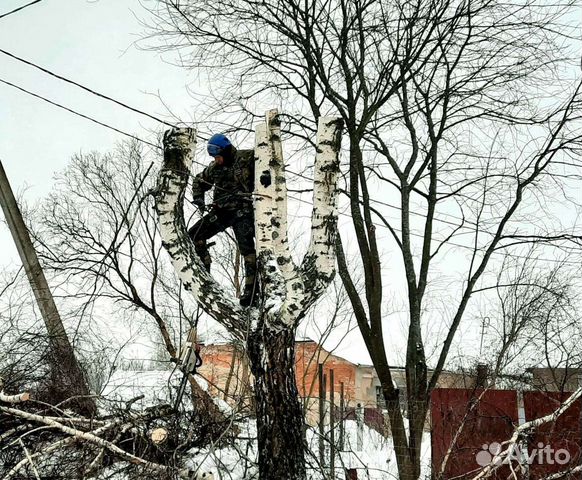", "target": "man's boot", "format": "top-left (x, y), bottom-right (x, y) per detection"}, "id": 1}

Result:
top-left (194, 240), bottom-right (212, 273)
top-left (240, 253), bottom-right (259, 307)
